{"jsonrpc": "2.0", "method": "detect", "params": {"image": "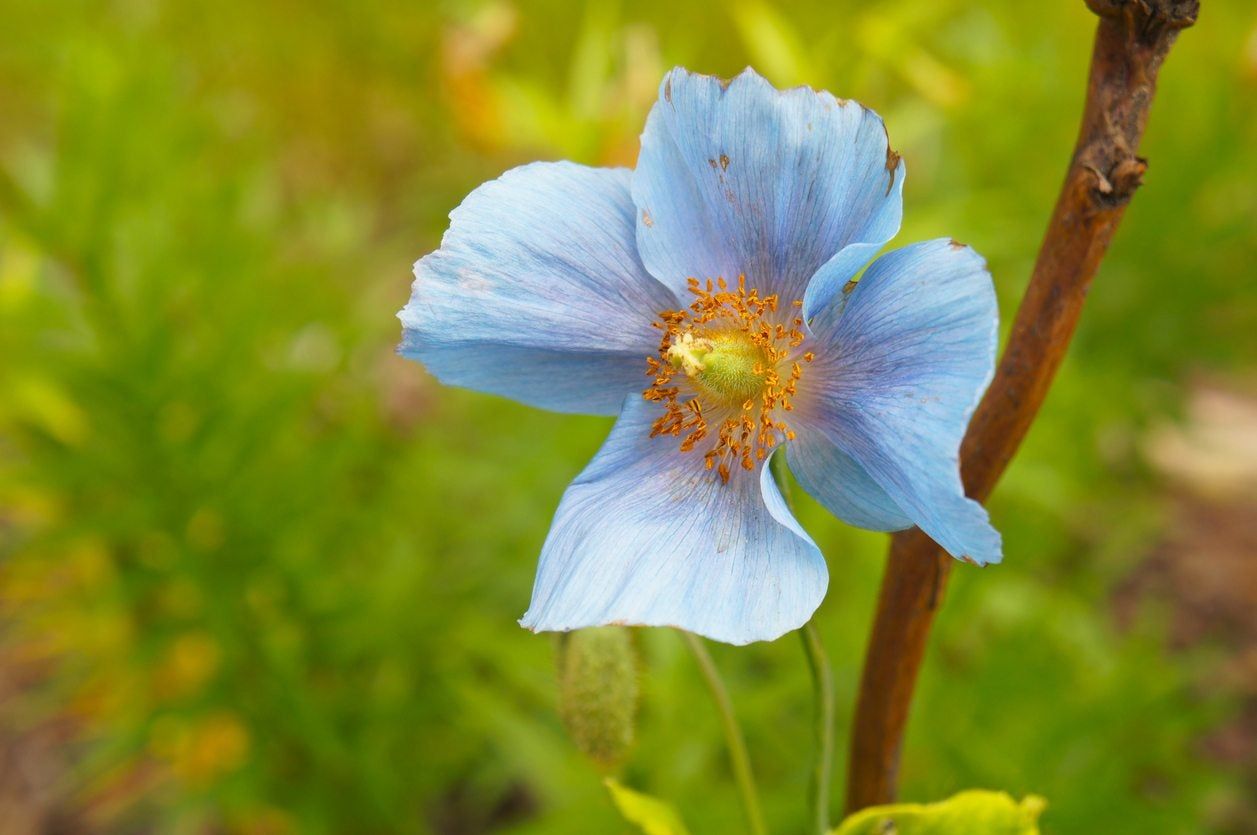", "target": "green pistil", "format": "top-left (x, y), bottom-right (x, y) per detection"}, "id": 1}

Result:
top-left (669, 331), bottom-right (767, 405)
